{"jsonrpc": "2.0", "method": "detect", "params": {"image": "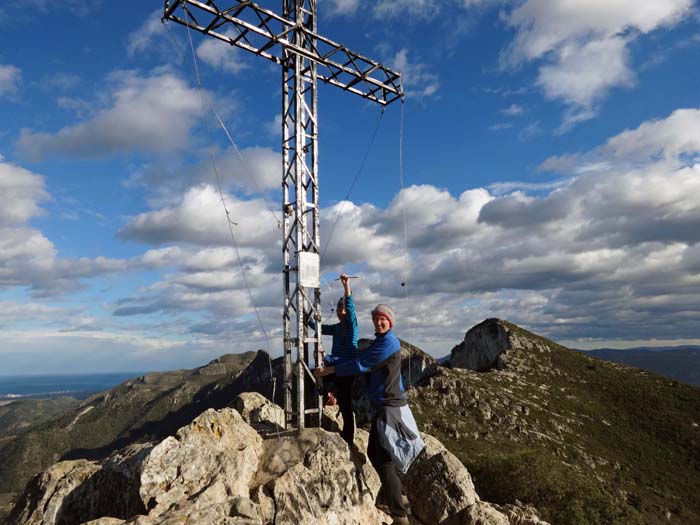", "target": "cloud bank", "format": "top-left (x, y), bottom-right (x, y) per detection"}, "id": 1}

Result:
top-left (106, 107), bottom-right (700, 351)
